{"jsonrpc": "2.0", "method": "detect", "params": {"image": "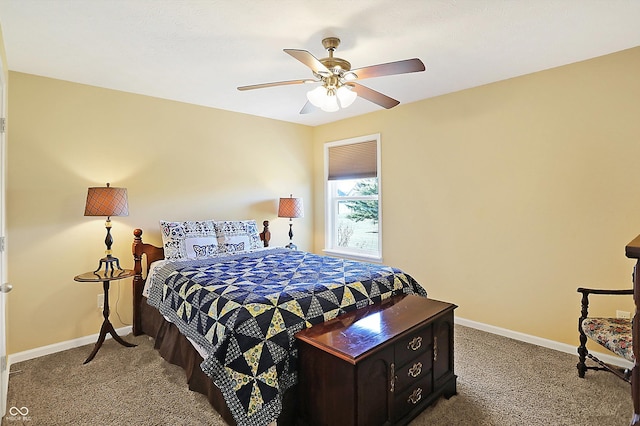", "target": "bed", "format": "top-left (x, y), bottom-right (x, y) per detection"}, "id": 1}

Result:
top-left (131, 219), bottom-right (427, 425)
